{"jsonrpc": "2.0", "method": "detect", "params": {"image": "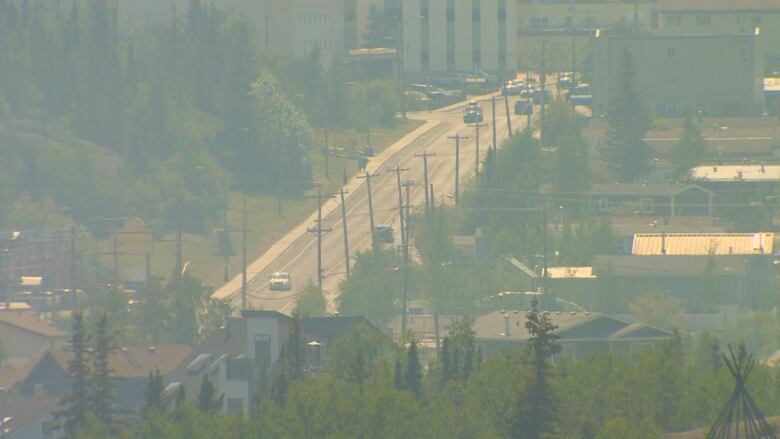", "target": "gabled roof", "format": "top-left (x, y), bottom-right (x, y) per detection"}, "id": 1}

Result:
top-left (0, 313), bottom-right (68, 338)
top-left (659, 0), bottom-right (780, 12)
top-left (632, 233), bottom-right (773, 255)
top-left (591, 183), bottom-right (711, 197)
top-left (609, 323), bottom-right (673, 340)
top-left (47, 345), bottom-right (192, 380)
